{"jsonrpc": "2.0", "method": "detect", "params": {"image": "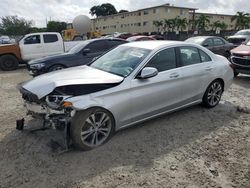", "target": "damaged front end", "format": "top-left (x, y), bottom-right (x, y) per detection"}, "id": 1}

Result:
top-left (19, 87), bottom-right (75, 130)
